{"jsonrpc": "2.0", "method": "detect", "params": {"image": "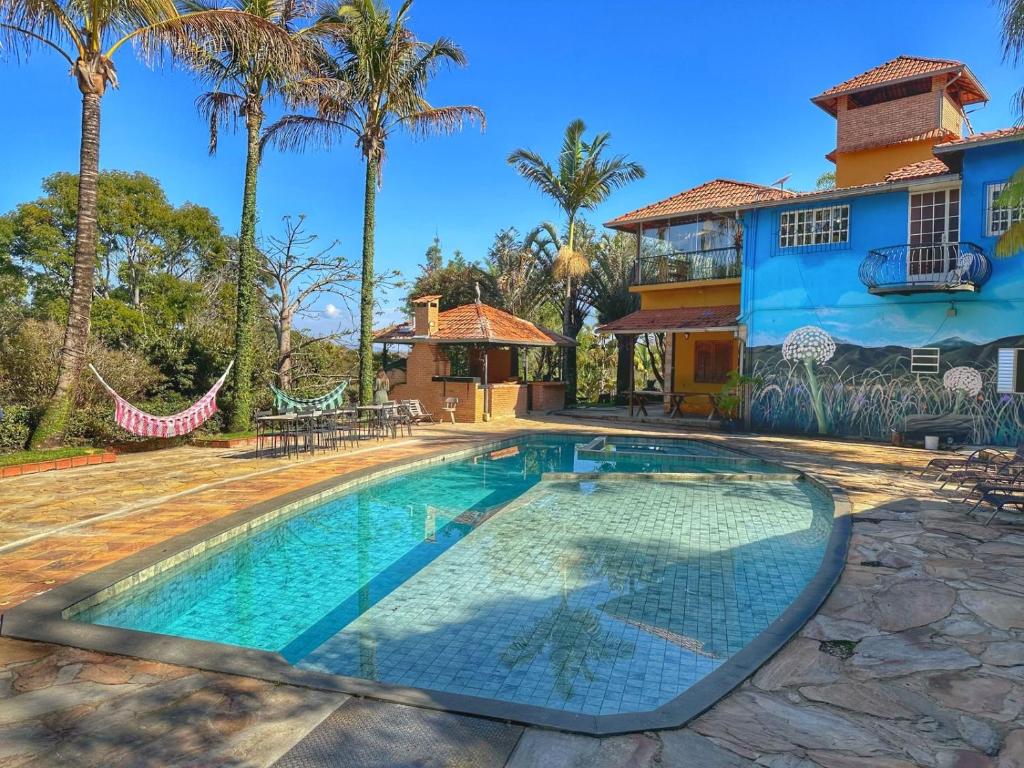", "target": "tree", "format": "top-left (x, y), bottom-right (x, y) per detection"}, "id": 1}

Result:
top-left (194, 0), bottom-right (344, 430)
top-left (259, 215), bottom-right (358, 389)
top-left (815, 170), bottom-right (836, 191)
top-left (407, 251), bottom-right (498, 311)
top-left (424, 236), bottom-right (443, 273)
top-left (585, 231), bottom-right (639, 398)
top-left (265, 0), bottom-right (484, 403)
top-left (4, 171), bottom-right (225, 312)
top-left (996, 0), bottom-right (1024, 256)
top-left (1, 0), bottom-right (293, 447)
top-left (485, 228), bottom-right (550, 320)
top-left (507, 119), bottom-right (644, 404)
